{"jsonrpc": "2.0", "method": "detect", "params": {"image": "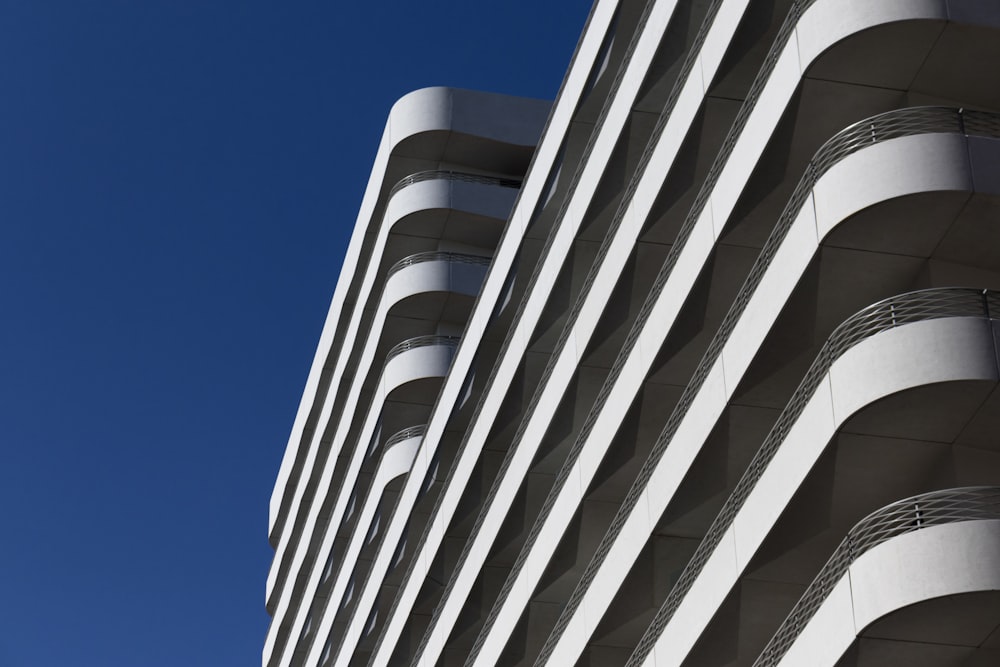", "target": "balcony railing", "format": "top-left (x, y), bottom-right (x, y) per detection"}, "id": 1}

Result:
top-left (383, 425), bottom-right (427, 450)
top-left (516, 101), bottom-right (1000, 664)
top-left (387, 170), bottom-right (521, 199)
top-left (373, 0), bottom-right (671, 659)
top-left (480, 5), bottom-right (1000, 660)
top-left (385, 335), bottom-right (460, 363)
top-left (755, 486), bottom-right (1000, 667)
top-left (531, 100), bottom-right (1000, 663)
top-left (626, 287), bottom-right (999, 664)
top-left (308, 424), bottom-right (430, 665)
top-left (386, 251), bottom-right (492, 280)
